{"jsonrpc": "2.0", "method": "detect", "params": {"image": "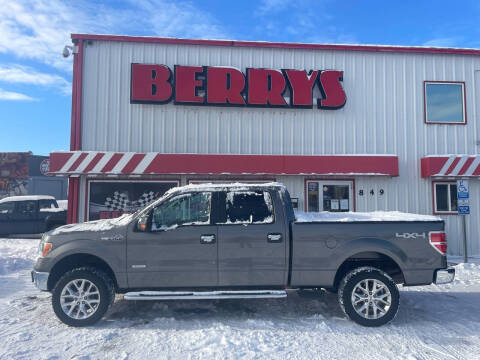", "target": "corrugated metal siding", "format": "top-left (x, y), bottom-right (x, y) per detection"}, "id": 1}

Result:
top-left (80, 40), bottom-right (480, 256)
